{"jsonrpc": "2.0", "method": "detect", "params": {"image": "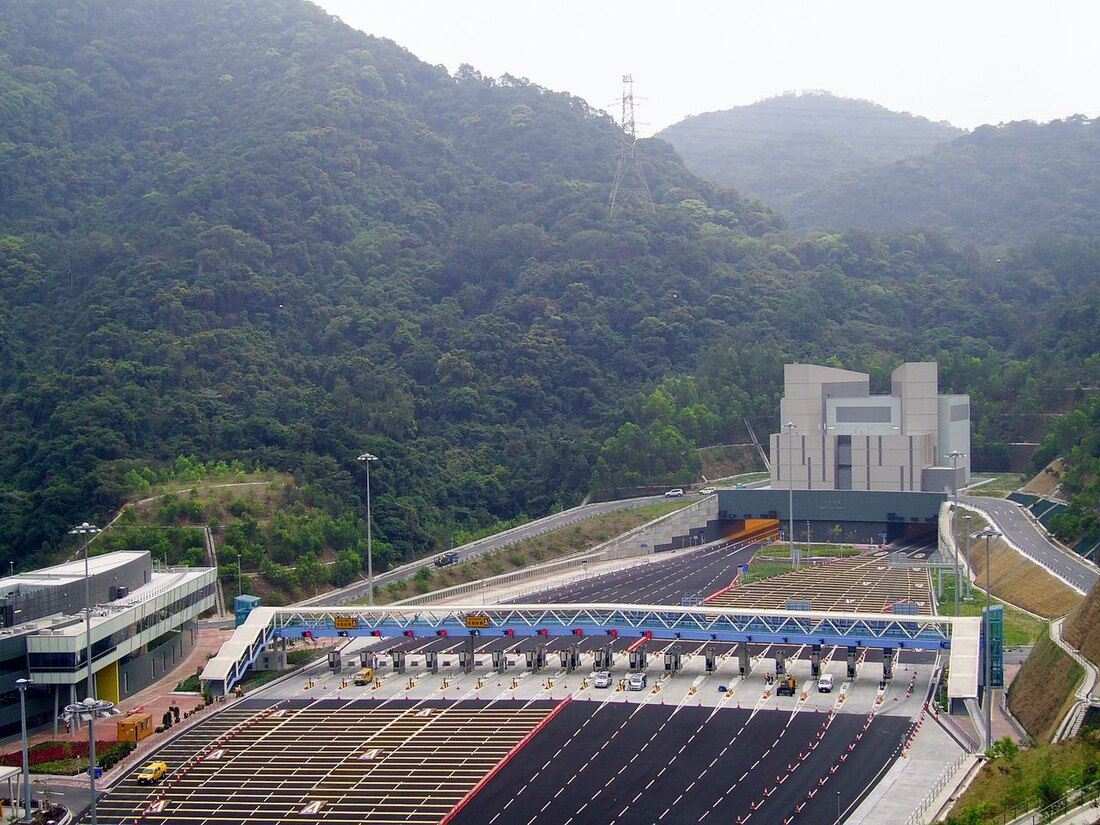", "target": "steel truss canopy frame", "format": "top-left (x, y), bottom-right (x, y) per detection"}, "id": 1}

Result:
top-left (202, 603), bottom-right (981, 698)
